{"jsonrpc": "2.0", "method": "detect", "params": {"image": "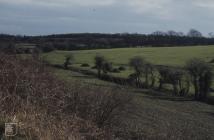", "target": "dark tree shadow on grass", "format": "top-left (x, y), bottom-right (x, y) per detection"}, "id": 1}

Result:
top-left (133, 88), bottom-right (194, 102)
top-left (72, 75), bottom-right (94, 79)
